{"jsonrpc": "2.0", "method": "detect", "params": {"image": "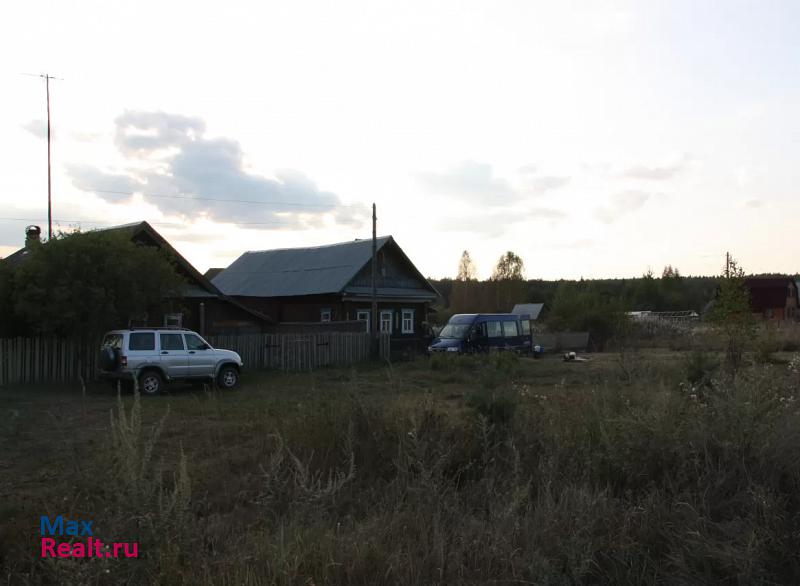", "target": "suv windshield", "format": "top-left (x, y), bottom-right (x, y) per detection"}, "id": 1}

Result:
top-left (438, 324), bottom-right (471, 339)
